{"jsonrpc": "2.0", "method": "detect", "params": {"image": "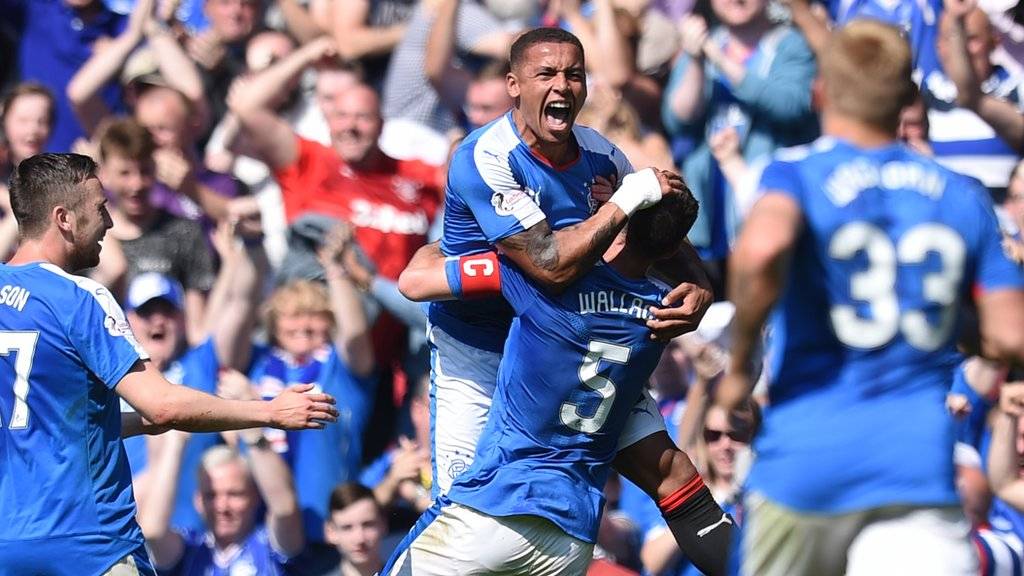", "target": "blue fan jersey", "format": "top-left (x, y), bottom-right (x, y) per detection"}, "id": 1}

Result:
top-left (0, 263), bottom-right (152, 575)
top-left (429, 111), bottom-right (633, 352)
top-left (749, 137), bottom-right (1024, 514)
top-left (447, 258), bottom-right (668, 543)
